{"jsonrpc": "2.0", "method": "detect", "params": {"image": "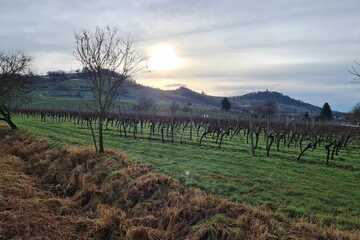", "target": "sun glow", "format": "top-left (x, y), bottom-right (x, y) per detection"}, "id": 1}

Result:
top-left (148, 44), bottom-right (181, 71)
